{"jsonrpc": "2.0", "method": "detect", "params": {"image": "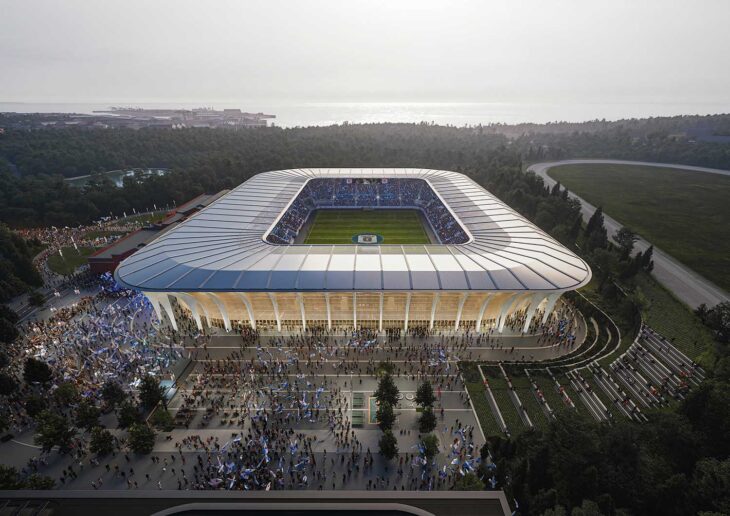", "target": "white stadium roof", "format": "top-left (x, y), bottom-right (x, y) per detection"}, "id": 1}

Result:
top-left (115, 169), bottom-right (591, 293)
